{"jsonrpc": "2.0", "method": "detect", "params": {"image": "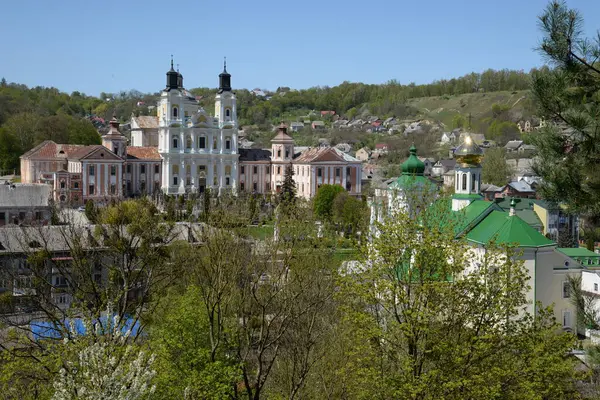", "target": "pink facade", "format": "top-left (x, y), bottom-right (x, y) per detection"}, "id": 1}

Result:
top-left (238, 124), bottom-right (362, 199)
